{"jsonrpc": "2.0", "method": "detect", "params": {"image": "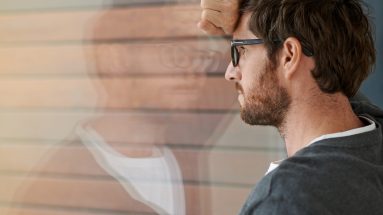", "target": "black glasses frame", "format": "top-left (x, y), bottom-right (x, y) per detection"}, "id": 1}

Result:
top-left (231, 39), bottom-right (265, 67)
top-left (230, 38), bottom-right (314, 67)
